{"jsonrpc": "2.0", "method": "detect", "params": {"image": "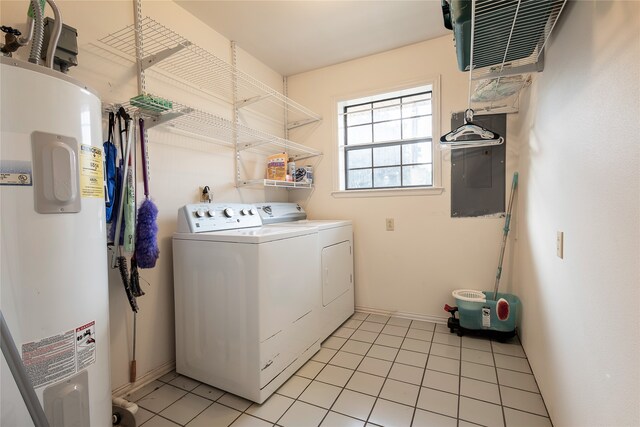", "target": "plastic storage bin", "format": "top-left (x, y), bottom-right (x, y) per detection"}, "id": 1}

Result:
top-left (445, 0), bottom-right (555, 71)
top-left (454, 291), bottom-right (520, 332)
